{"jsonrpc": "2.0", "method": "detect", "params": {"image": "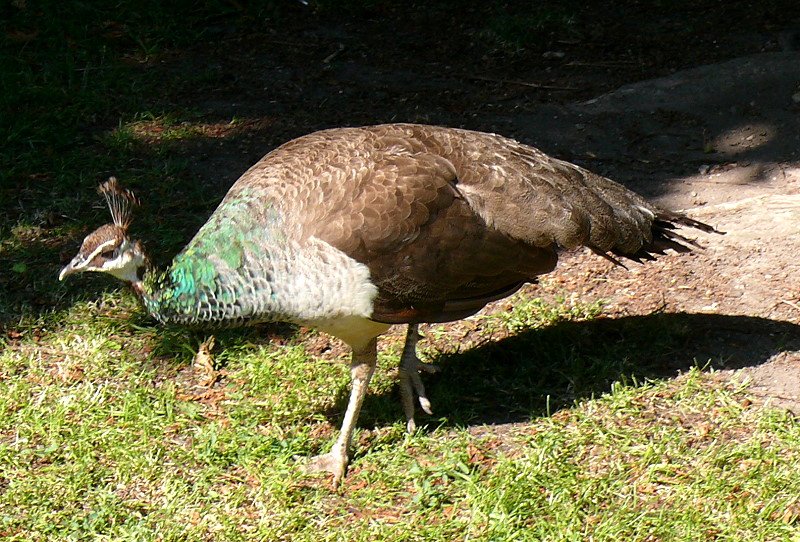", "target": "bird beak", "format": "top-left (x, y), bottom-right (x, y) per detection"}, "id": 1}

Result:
top-left (58, 256), bottom-right (84, 281)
